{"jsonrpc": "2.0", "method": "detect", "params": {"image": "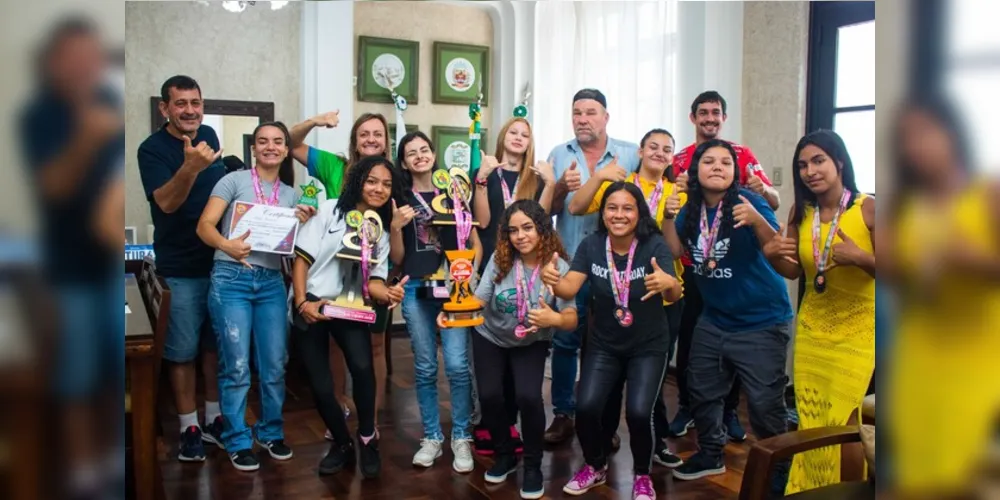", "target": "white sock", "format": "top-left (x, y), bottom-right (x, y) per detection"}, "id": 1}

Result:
top-left (179, 411), bottom-right (200, 432)
top-left (205, 401), bottom-right (221, 423)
